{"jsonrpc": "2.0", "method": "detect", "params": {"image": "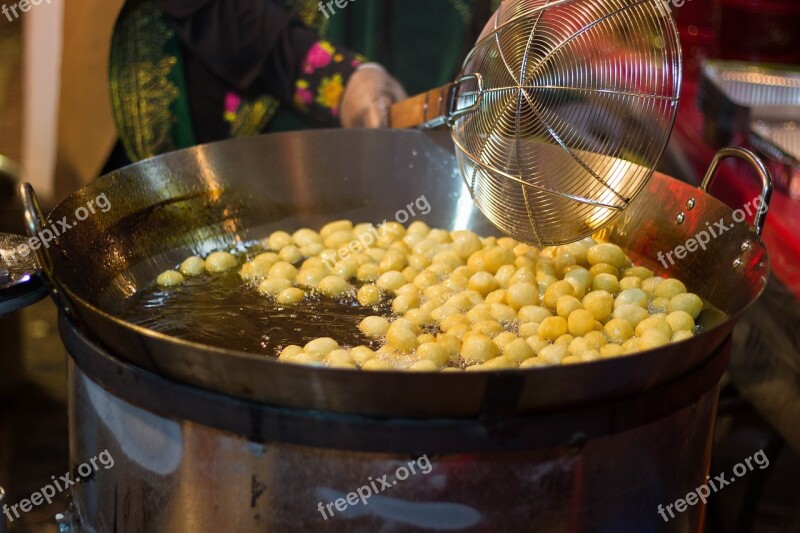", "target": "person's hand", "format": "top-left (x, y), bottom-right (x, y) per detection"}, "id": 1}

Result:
top-left (340, 64), bottom-right (407, 128)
